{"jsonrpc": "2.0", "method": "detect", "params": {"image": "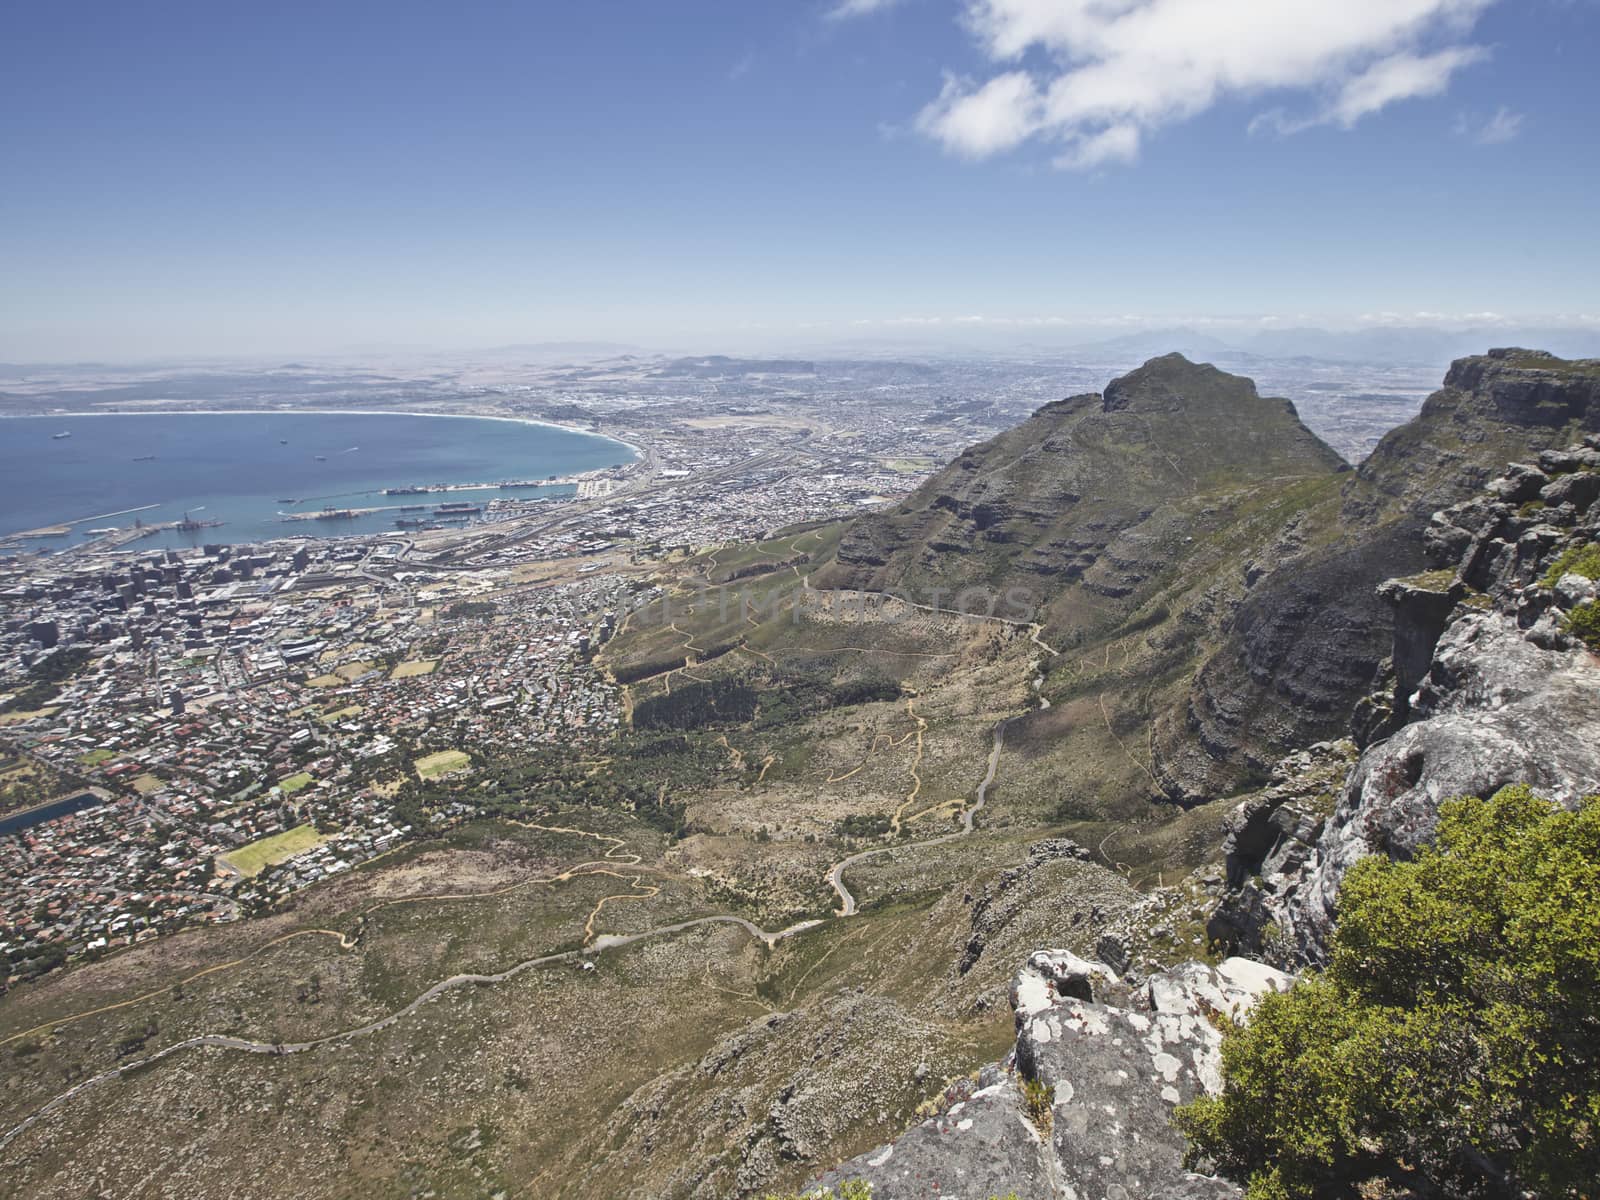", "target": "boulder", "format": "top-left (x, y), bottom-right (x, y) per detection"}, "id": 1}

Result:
top-left (1283, 610), bottom-right (1600, 959)
top-left (810, 956), bottom-right (1291, 1198)
top-left (1541, 470), bottom-right (1600, 512)
top-left (1490, 463), bottom-right (1551, 504)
